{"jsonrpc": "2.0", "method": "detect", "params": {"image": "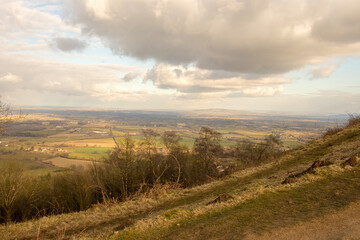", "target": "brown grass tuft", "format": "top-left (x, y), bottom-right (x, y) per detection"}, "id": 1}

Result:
top-left (322, 126), bottom-right (343, 137)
